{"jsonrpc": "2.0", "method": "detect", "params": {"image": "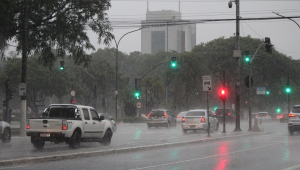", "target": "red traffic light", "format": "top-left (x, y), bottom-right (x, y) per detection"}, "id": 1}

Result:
top-left (219, 87), bottom-right (227, 101)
